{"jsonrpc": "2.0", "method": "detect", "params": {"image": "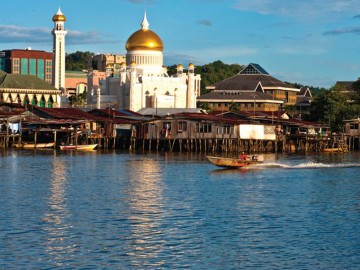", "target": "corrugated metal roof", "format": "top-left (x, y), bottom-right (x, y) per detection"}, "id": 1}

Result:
top-left (137, 108), bottom-right (204, 117)
top-left (210, 74), bottom-right (296, 91)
